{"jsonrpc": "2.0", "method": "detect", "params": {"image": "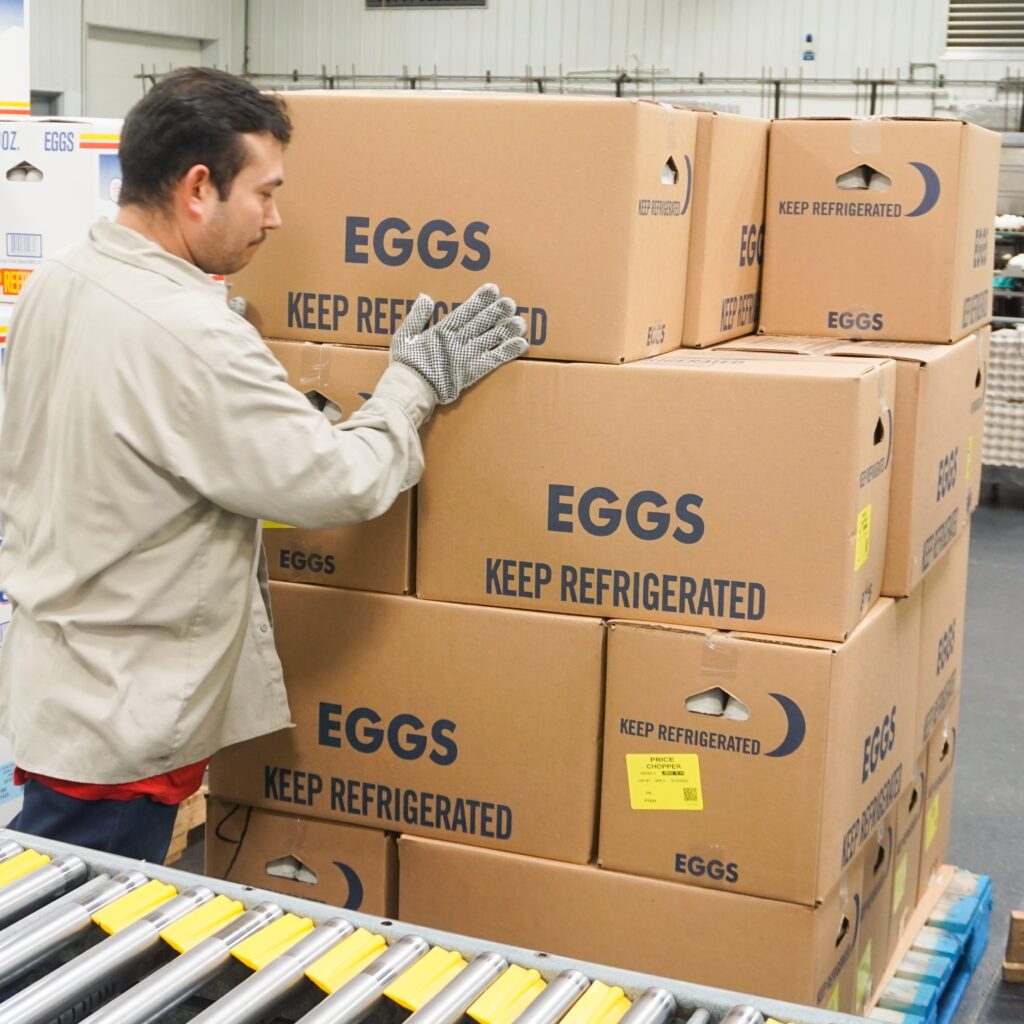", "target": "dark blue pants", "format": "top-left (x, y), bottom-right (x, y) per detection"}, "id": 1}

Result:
top-left (9, 779), bottom-right (179, 863)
